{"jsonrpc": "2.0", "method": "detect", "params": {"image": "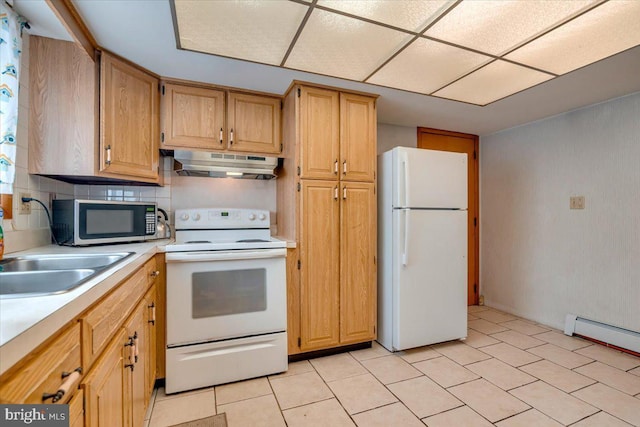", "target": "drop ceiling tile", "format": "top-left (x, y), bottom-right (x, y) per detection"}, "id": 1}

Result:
top-left (425, 0), bottom-right (598, 56)
top-left (174, 0), bottom-right (308, 65)
top-left (506, 1), bottom-right (640, 75)
top-left (433, 60), bottom-right (553, 105)
top-left (367, 38), bottom-right (492, 94)
top-left (317, 0), bottom-right (453, 33)
top-left (285, 9), bottom-right (413, 81)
